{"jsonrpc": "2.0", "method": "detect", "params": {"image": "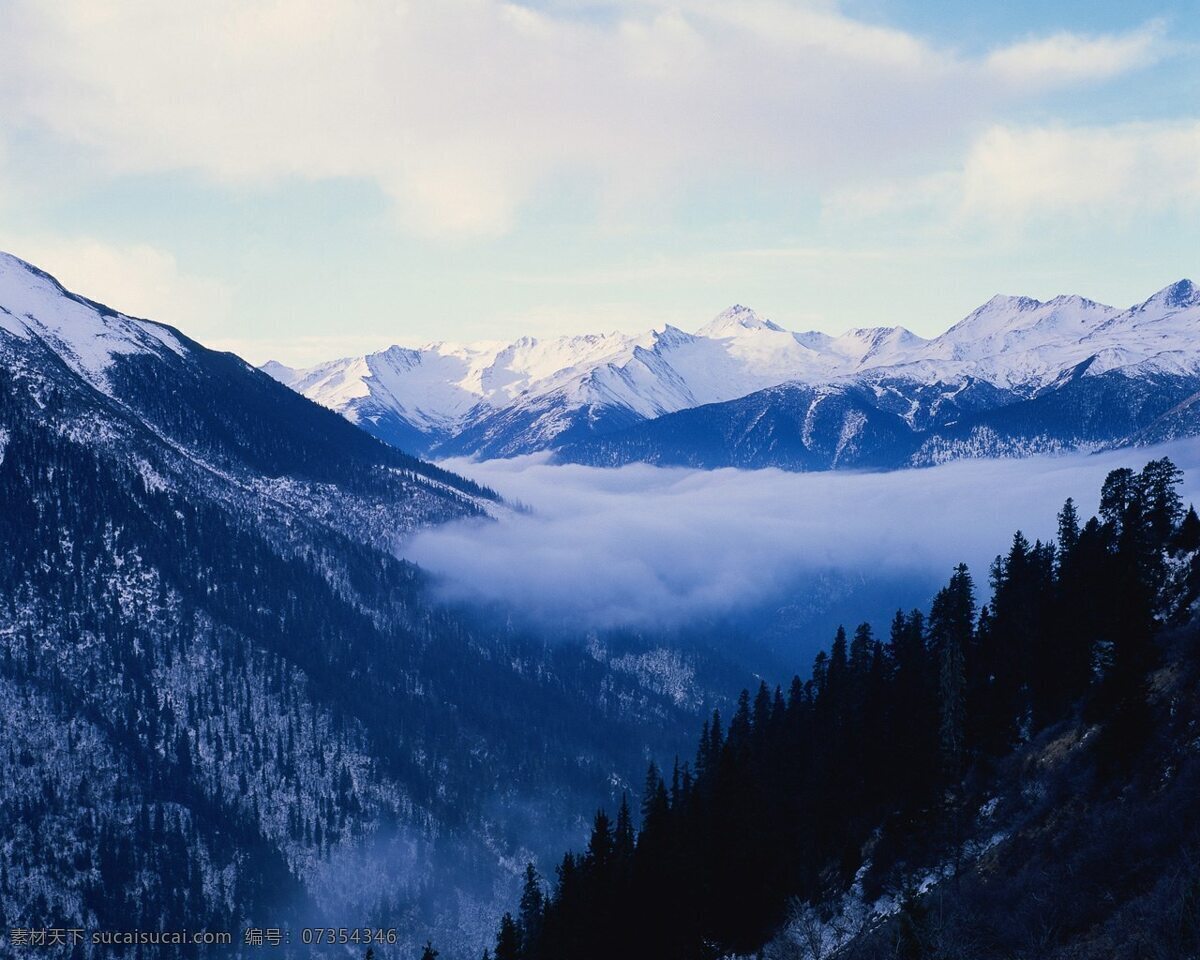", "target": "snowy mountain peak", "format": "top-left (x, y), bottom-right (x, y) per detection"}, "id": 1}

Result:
top-left (983, 293), bottom-right (1042, 312)
top-left (972, 294), bottom-right (1044, 319)
top-left (1136, 279), bottom-right (1199, 312)
top-left (378, 343), bottom-right (423, 363)
top-left (1045, 294), bottom-right (1103, 309)
top-left (652, 324), bottom-right (697, 349)
top-left (259, 359), bottom-right (296, 381)
top-left (0, 250), bottom-right (187, 393)
top-left (1079, 280), bottom-right (1200, 379)
top-left (699, 305), bottom-right (783, 337)
top-left (830, 325), bottom-right (928, 367)
top-left (839, 325), bottom-right (922, 348)
top-left (938, 289), bottom-right (1113, 341)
